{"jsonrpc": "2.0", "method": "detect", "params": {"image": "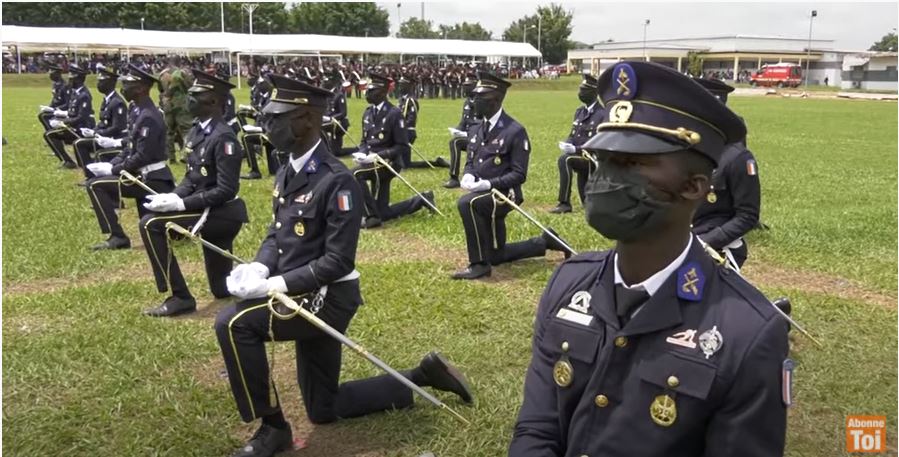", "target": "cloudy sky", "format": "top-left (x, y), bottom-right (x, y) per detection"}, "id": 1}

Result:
top-left (377, 2), bottom-right (898, 50)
